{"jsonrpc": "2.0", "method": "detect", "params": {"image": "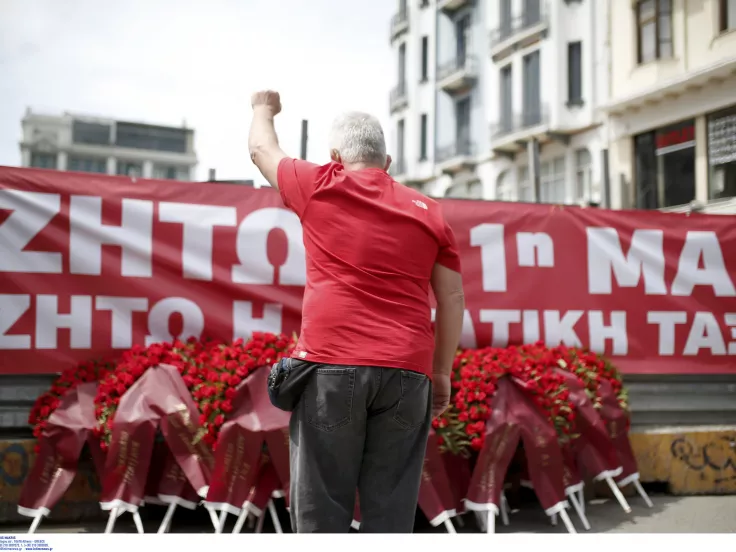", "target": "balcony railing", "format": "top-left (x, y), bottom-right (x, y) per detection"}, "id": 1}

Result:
top-left (390, 10), bottom-right (409, 41)
top-left (389, 81), bottom-right (409, 113)
top-left (489, 3), bottom-right (549, 54)
top-left (490, 106), bottom-right (549, 141)
top-left (437, 54), bottom-right (477, 82)
top-left (436, 137), bottom-right (474, 163)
